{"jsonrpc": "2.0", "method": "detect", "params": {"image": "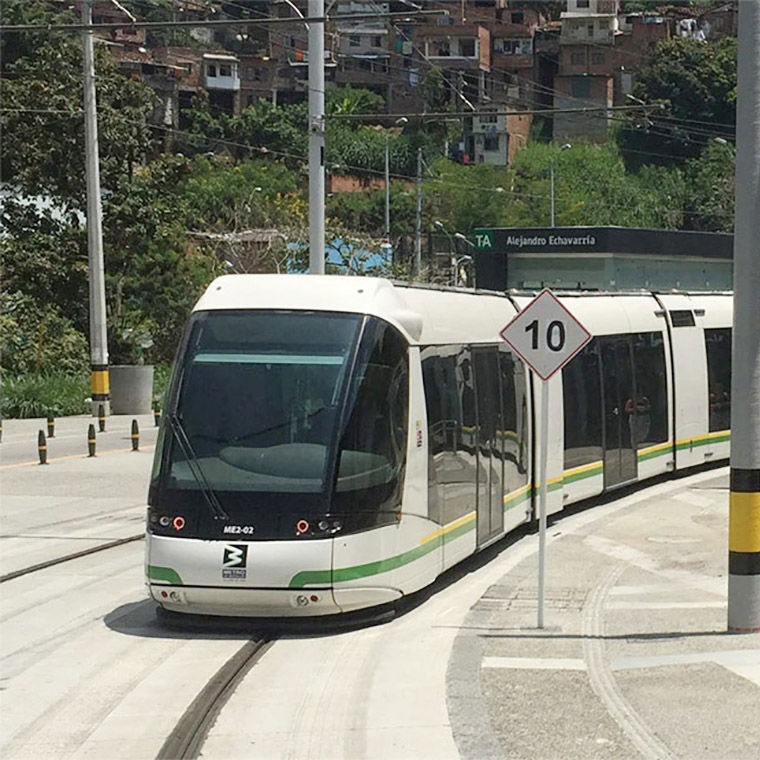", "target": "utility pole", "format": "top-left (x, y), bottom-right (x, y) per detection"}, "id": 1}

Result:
top-left (728, 0), bottom-right (760, 633)
top-left (415, 147), bottom-right (422, 277)
top-left (82, 0), bottom-right (109, 415)
top-left (308, 0), bottom-right (325, 274)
